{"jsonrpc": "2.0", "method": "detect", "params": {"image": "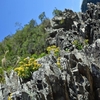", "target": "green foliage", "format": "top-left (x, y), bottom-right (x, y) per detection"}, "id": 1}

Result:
top-left (72, 39), bottom-right (89, 50)
top-left (42, 18), bottom-right (51, 28)
top-left (0, 18), bottom-right (49, 67)
top-left (29, 19), bottom-right (37, 28)
top-left (52, 8), bottom-right (62, 16)
top-left (60, 19), bottom-right (65, 24)
top-left (38, 12), bottom-right (46, 22)
top-left (84, 39), bottom-right (89, 45)
top-left (0, 11), bottom-right (49, 82)
top-left (32, 52), bottom-right (46, 59)
top-left (15, 22), bottom-right (22, 31)
top-left (0, 66), bottom-right (13, 83)
top-left (65, 48), bottom-right (69, 52)
top-left (0, 67), bottom-right (5, 83)
top-left (72, 40), bottom-right (83, 50)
